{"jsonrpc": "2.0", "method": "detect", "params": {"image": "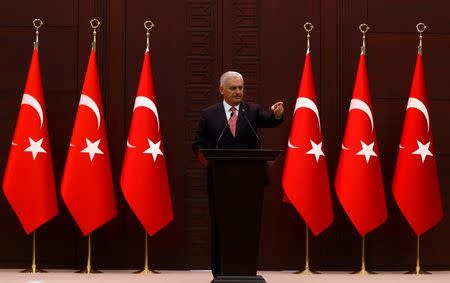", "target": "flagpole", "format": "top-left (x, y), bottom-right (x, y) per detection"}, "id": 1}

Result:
top-left (292, 23), bottom-right (319, 276)
top-left (20, 19), bottom-right (47, 275)
top-left (90, 18), bottom-right (100, 51)
top-left (134, 230), bottom-right (159, 274)
top-left (359, 23), bottom-right (369, 55)
top-left (144, 20), bottom-right (155, 52)
top-left (353, 24), bottom-right (375, 276)
top-left (31, 19), bottom-right (41, 272)
top-left (360, 236), bottom-right (367, 274)
top-left (87, 233), bottom-right (92, 273)
top-left (32, 231), bottom-right (37, 273)
top-left (294, 225), bottom-right (320, 274)
top-left (21, 231), bottom-right (47, 273)
top-left (354, 235), bottom-right (379, 275)
top-left (403, 23), bottom-right (431, 276)
top-left (74, 20), bottom-right (102, 275)
top-left (416, 22), bottom-right (426, 56)
top-left (304, 225), bottom-right (311, 274)
top-left (144, 232), bottom-right (149, 273)
top-left (133, 22), bottom-right (160, 276)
